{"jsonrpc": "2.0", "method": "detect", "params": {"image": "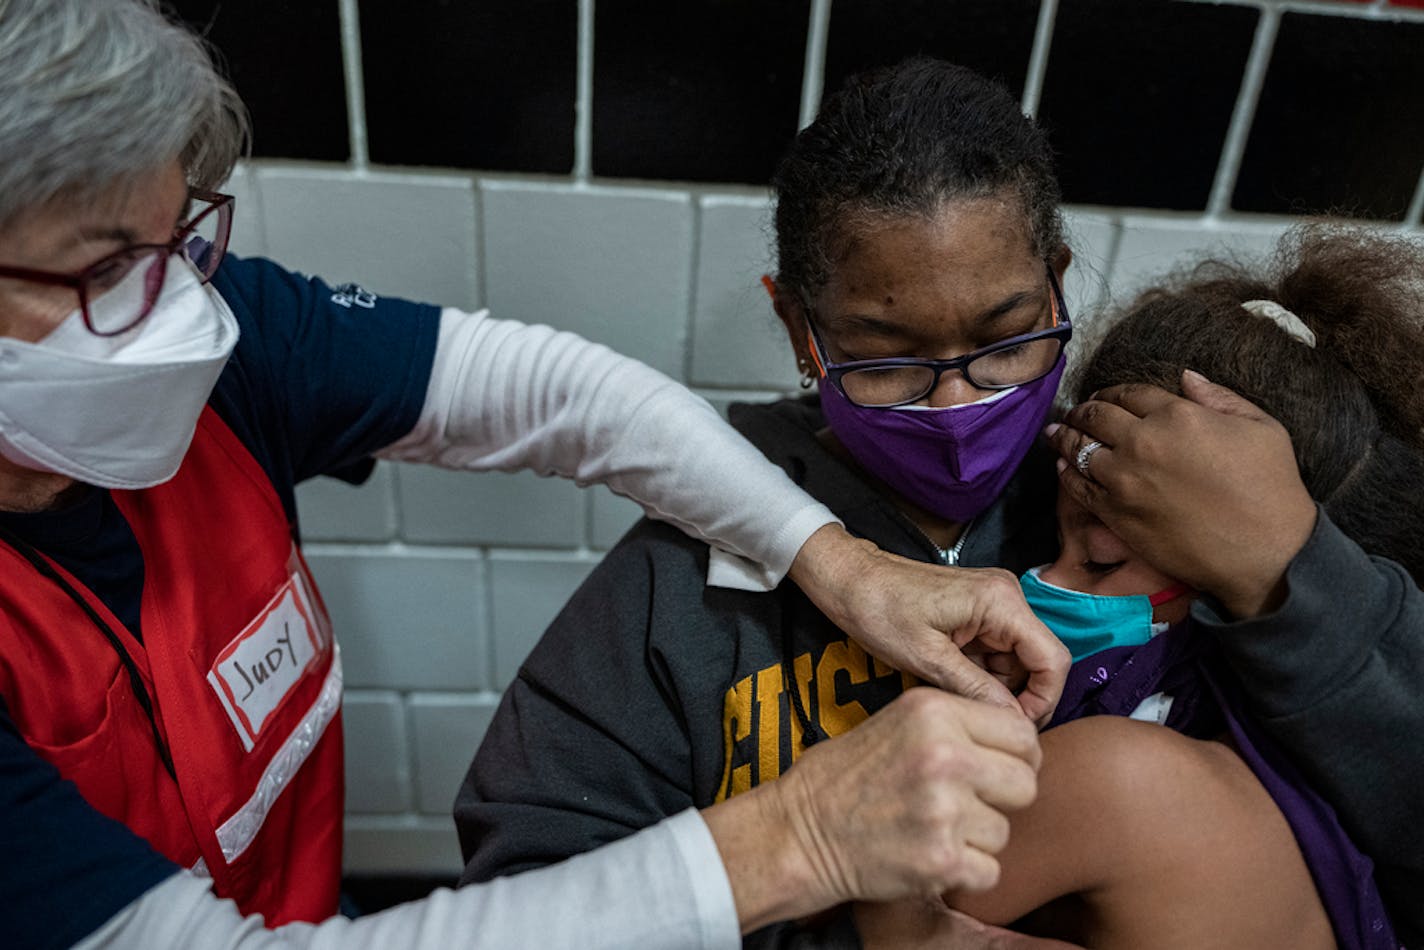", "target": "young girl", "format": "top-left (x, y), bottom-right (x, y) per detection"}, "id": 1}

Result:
top-left (916, 226), bottom-right (1422, 950)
